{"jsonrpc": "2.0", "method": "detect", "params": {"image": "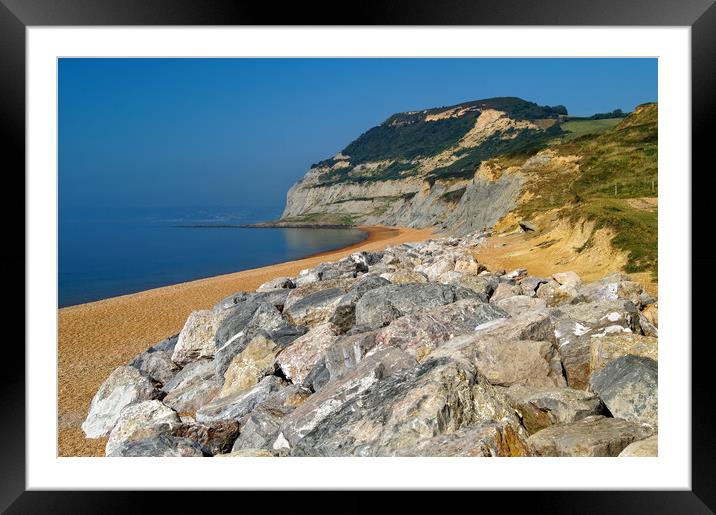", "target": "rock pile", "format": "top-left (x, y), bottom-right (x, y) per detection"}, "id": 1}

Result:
top-left (82, 230), bottom-right (658, 457)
